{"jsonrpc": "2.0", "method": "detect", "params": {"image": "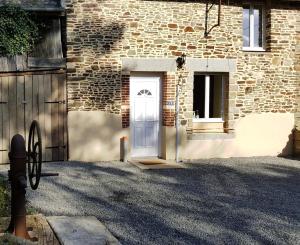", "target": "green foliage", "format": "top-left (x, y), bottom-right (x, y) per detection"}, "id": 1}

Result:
top-left (0, 5), bottom-right (39, 56)
top-left (0, 176), bottom-right (9, 217)
top-left (0, 233), bottom-right (36, 244)
top-left (0, 175), bottom-right (36, 217)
